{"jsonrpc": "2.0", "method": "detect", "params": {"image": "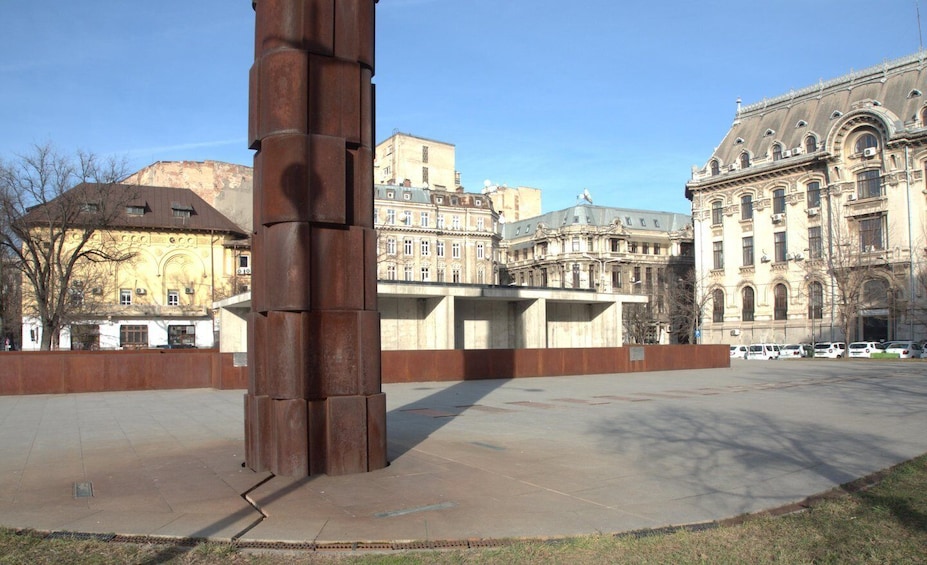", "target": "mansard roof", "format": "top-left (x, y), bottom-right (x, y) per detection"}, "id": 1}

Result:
top-left (693, 50), bottom-right (927, 185)
top-left (502, 203), bottom-right (691, 240)
top-left (22, 183), bottom-right (247, 237)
